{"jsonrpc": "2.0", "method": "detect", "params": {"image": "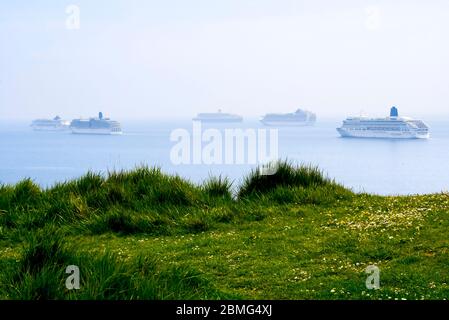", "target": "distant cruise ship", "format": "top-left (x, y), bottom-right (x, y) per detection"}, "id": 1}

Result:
top-left (337, 107), bottom-right (429, 139)
top-left (193, 109), bottom-right (243, 123)
top-left (260, 109), bottom-right (316, 126)
top-left (31, 116), bottom-right (70, 131)
top-left (70, 112), bottom-right (122, 135)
